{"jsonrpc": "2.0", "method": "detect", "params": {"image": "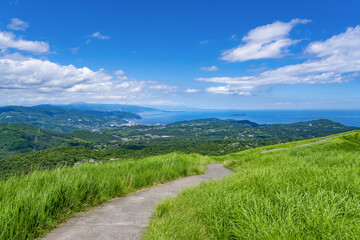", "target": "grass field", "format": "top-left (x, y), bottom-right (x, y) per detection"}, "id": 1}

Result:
top-left (2, 131), bottom-right (359, 240)
top-left (0, 153), bottom-right (207, 240)
top-left (144, 131), bottom-right (360, 239)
